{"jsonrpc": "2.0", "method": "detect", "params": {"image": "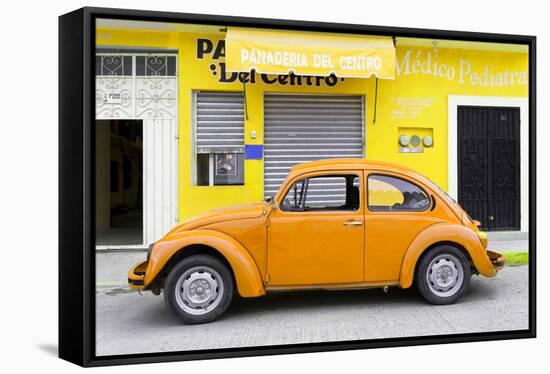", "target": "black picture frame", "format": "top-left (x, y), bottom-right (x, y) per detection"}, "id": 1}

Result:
top-left (59, 6), bottom-right (537, 367)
